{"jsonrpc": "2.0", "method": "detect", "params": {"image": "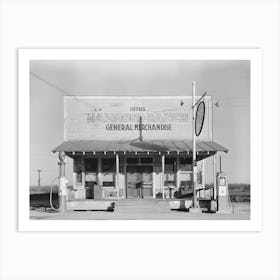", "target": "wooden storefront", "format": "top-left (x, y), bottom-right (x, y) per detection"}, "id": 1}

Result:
top-left (53, 96), bottom-right (228, 200)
